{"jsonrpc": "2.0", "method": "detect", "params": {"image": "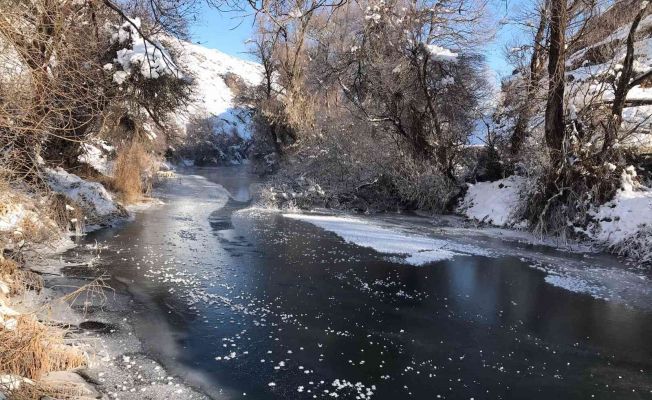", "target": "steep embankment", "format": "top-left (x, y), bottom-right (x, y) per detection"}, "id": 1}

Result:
top-left (162, 39), bottom-right (263, 165)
